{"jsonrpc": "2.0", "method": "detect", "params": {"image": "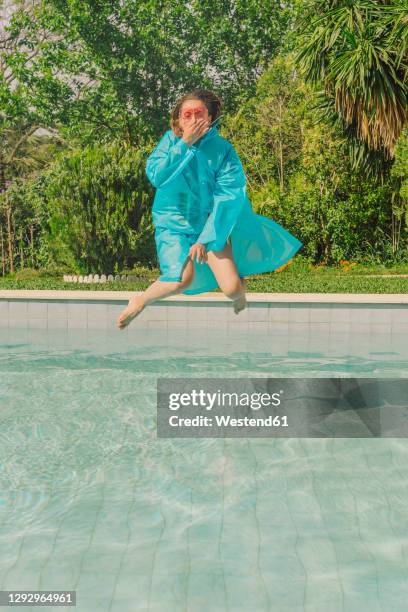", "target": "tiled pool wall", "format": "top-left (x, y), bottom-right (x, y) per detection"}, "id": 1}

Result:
top-left (1, 299), bottom-right (407, 334)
